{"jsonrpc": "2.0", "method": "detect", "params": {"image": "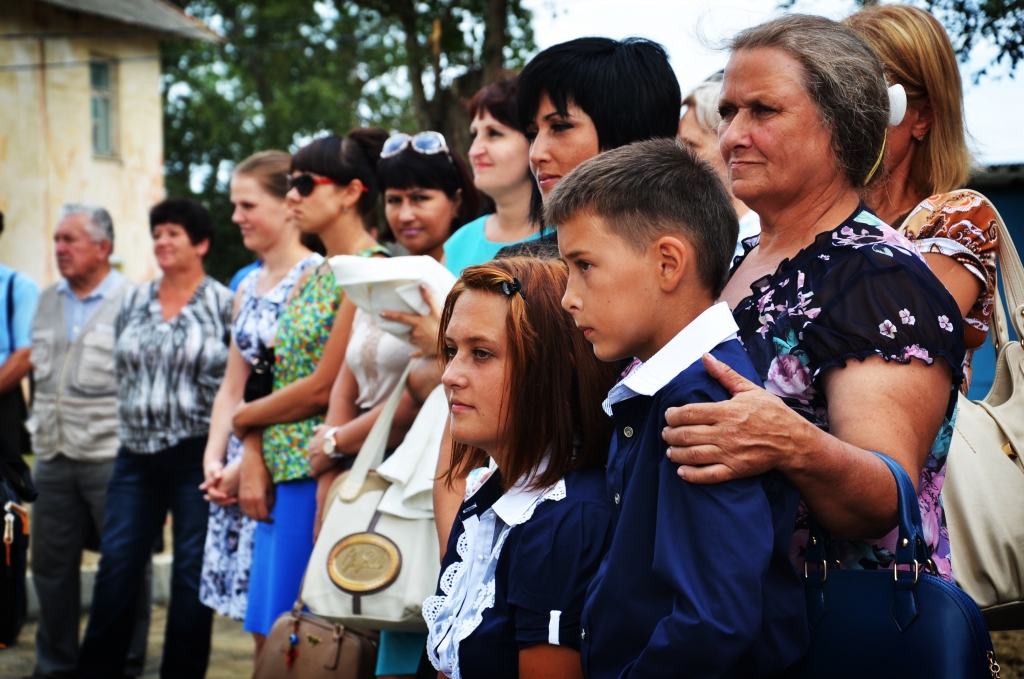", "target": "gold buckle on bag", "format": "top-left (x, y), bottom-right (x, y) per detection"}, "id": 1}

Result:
top-left (893, 559), bottom-right (920, 584)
